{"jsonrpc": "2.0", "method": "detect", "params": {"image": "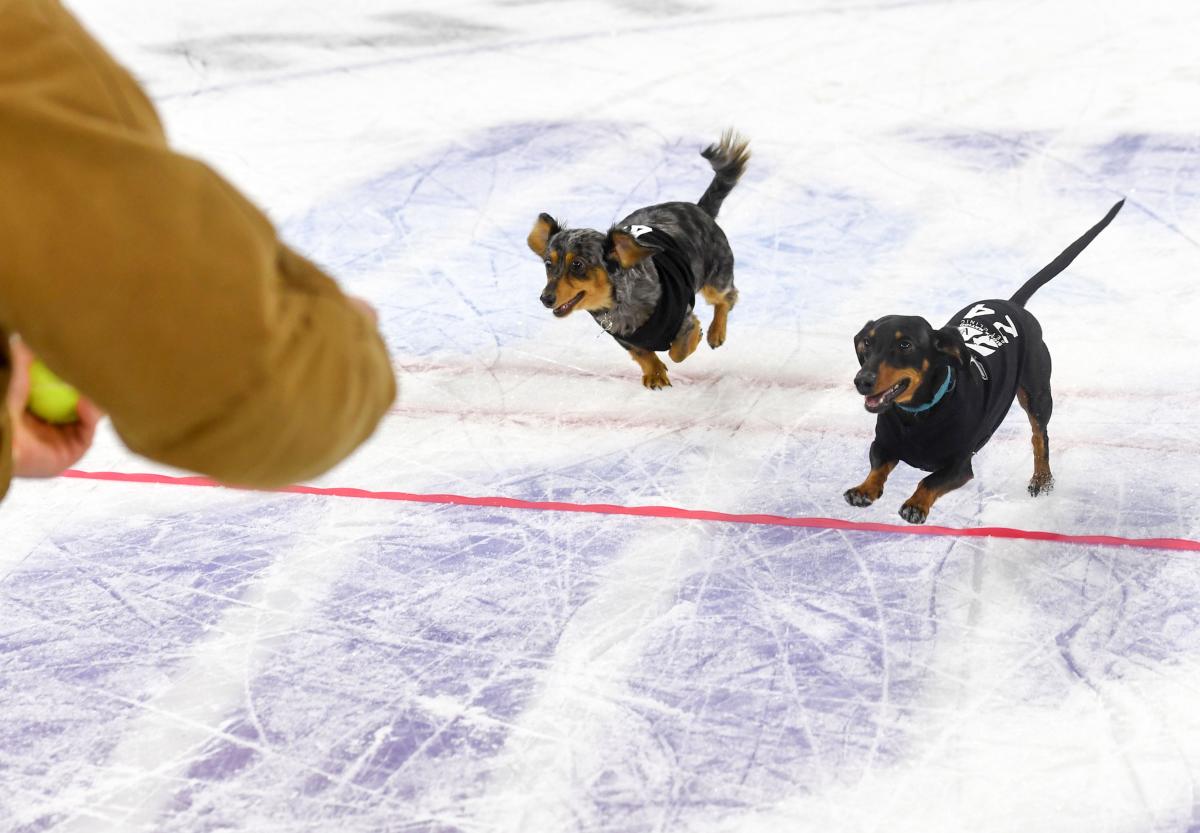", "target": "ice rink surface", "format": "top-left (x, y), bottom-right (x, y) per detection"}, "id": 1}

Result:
top-left (4, 1), bottom-right (1200, 830)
